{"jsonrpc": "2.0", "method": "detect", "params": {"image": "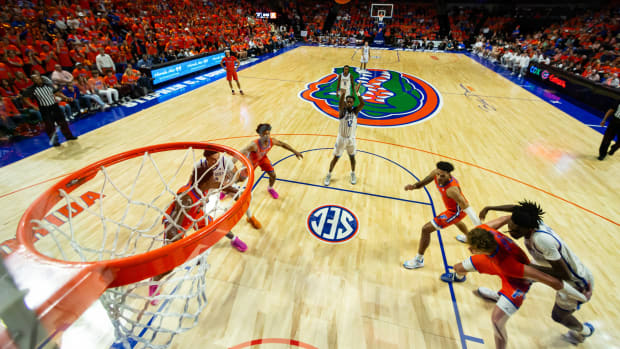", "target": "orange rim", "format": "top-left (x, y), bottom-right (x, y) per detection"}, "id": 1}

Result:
top-left (15, 142), bottom-right (254, 287)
